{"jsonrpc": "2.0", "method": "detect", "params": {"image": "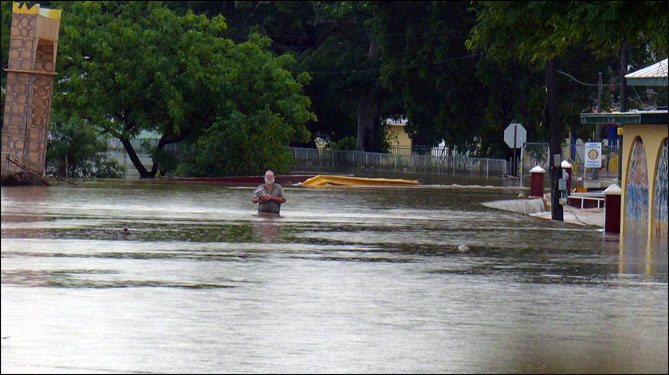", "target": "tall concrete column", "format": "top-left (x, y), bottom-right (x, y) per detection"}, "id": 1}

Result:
top-left (1, 3), bottom-right (61, 183)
